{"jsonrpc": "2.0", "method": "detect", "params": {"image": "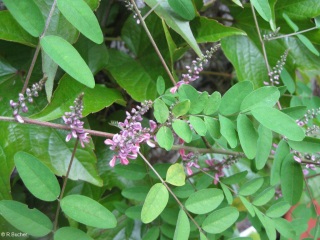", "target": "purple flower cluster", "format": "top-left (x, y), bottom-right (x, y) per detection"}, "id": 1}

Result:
top-left (62, 93), bottom-right (90, 148)
top-left (264, 50), bottom-right (289, 86)
top-left (105, 100), bottom-right (157, 167)
top-left (170, 44), bottom-right (221, 93)
top-left (10, 78), bottom-right (46, 123)
top-left (179, 147), bottom-right (200, 175)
